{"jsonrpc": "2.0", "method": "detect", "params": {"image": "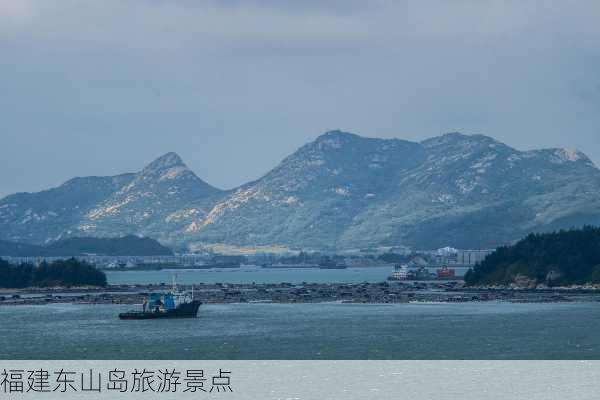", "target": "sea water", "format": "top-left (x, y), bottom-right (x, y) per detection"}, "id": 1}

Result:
top-left (1, 302), bottom-right (598, 359)
top-left (105, 266), bottom-right (471, 285)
